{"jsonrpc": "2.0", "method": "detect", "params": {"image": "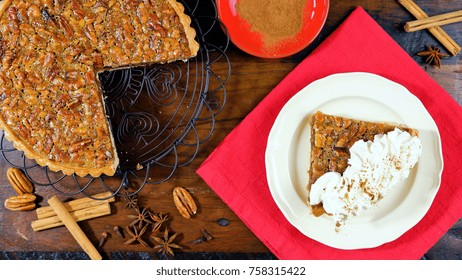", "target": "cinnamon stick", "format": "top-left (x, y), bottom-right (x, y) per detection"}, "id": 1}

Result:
top-left (405, 10), bottom-right (462, 32)
top-left (31, 202), bottom-right (111, 231)
top-left (36, 191), bottom-right (115, 219)
top-left (398, 0), bottom-right (461, 56)
top-left (47, 196), bottom-right (102, 260)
